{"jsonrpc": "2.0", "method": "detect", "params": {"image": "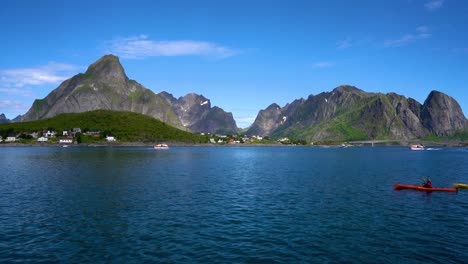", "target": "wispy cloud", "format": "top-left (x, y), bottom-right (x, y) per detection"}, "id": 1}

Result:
top-left (384, 26), bottom-right (432, 48)
top-left (452, 47), bottom-right (468, 54)
top-left (235, 115), bottom-right (257, 129)
top-left (0, 88), bottom-right (34, 98)
top-left (337, 38), bottom-right (352, 49)
top-left (0, 100), bottom-right (28, 111)
top-left (107, 35), bottom-right (239, 59)
top-left (0, 63), bottom-right (80, 87)
top-left (425, 0), bottom-right (444, 11)
top-left (312, 61), bottom-right (334, 69)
